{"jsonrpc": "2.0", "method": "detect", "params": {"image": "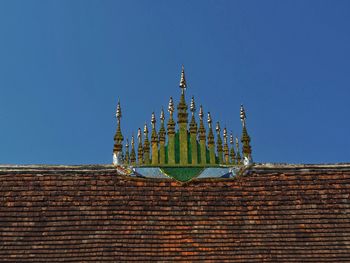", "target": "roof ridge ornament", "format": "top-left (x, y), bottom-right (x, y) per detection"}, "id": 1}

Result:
top-left (112, 66), bottom-right (254, 170)
top-left (179, 65), bottom-right (187, 92)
